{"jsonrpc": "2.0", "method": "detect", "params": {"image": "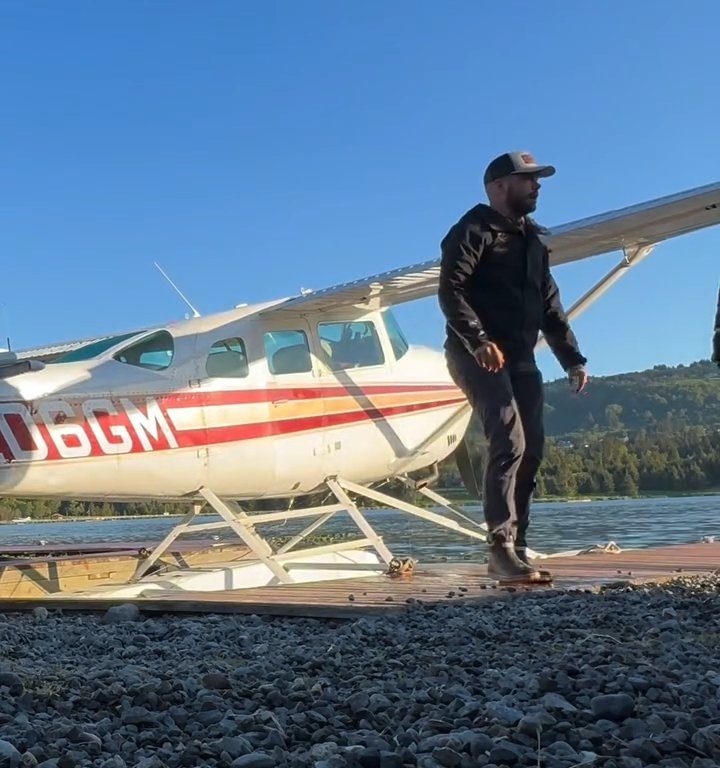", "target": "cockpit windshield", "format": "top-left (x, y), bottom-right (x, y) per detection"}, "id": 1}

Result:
top-left (382, 310), bottom-right (410, 360)
top-left (50, 332), bottom-right (142, 364)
